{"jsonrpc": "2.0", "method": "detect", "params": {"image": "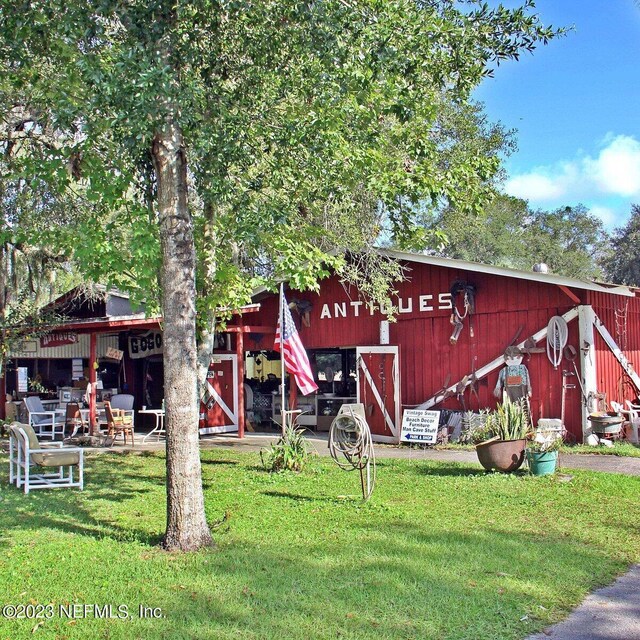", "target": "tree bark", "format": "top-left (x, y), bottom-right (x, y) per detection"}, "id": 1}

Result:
top-left (196, 201), bottom-right (217, 396)
top-left (152, 118), bottom-right (213, 552)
